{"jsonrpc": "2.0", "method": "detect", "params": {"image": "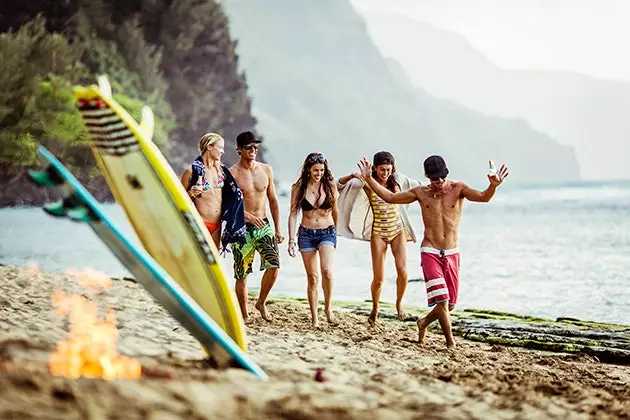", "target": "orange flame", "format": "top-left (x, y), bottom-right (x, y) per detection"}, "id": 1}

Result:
top-left (65, 267), bottom-right (112, 292)
top-left (49, 269), bottom-right (141, 380)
